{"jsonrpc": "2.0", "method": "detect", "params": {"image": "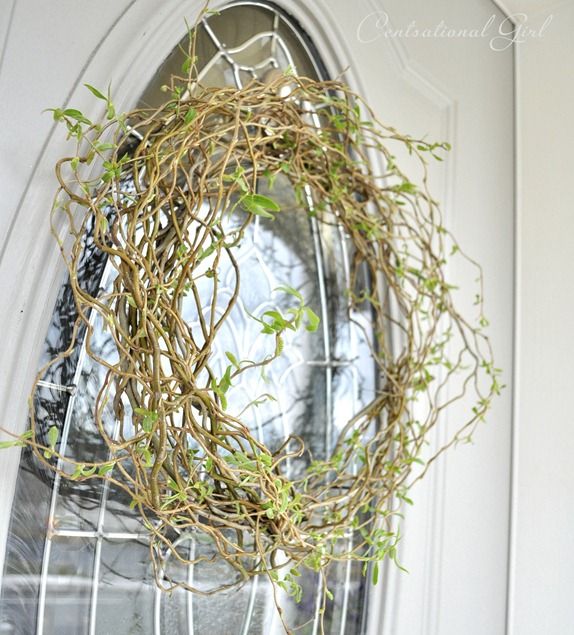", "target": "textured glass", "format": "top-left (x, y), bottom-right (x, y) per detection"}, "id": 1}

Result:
top-left (43, 537), bottom-right (95, 635)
